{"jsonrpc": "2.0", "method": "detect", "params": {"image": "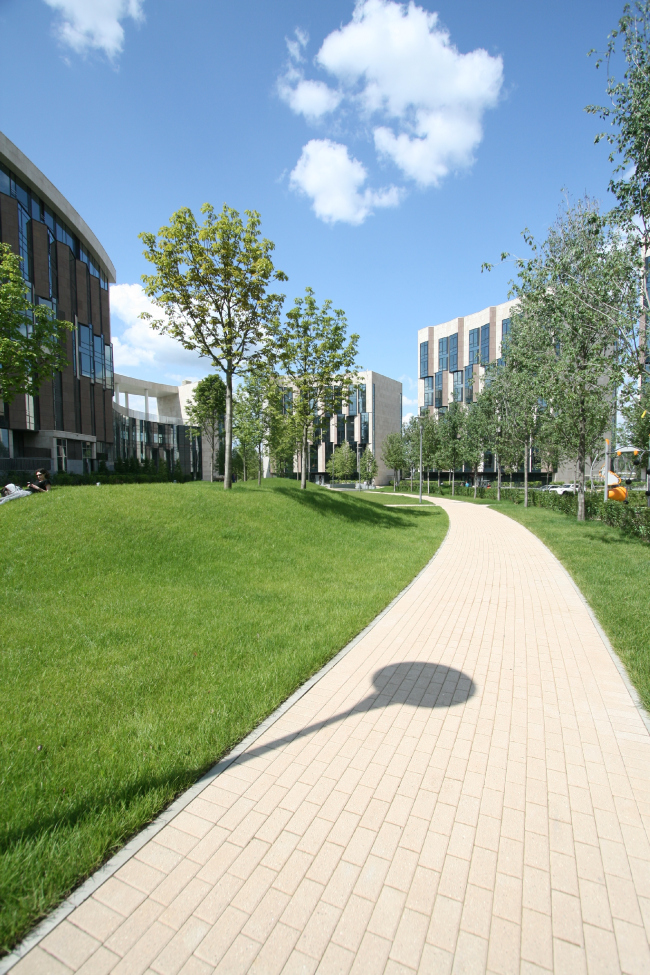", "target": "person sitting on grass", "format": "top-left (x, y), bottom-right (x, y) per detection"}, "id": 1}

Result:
top-left (0, 482), bottom-right (32, 505)
top-left (26, 468), bottom-right (51, 493)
